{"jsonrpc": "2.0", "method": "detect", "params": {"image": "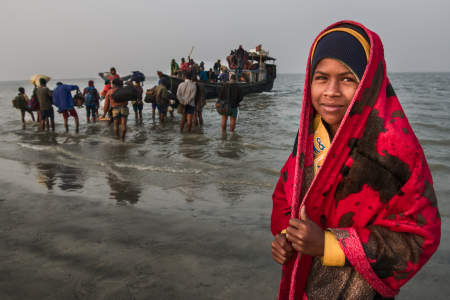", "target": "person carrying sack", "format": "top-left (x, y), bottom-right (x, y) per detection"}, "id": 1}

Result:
top-left (217, 74), bottom-right (243, 132)
top-left (12, 87), bottom-right (35, 124)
